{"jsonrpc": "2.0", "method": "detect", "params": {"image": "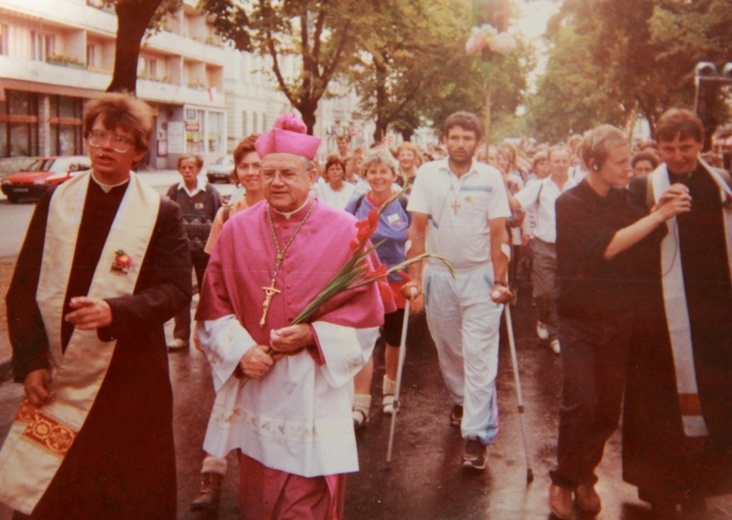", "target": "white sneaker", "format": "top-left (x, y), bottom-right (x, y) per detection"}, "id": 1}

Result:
top-left (536, 322), bottom-right (549, 340)
top-left (550, 339), bottom-right (561, 355)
